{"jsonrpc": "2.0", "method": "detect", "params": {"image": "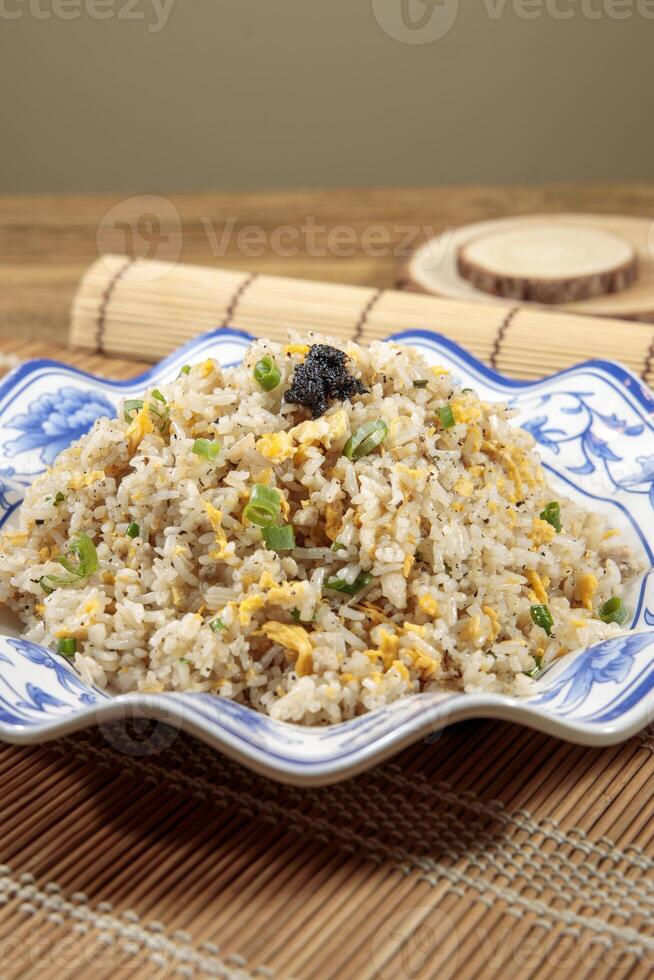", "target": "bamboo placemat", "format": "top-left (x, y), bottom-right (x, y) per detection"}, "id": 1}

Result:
top-left (70, 255), bottom-right (654, 389)
top-left (3, 260), bottom-right (654, 977)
